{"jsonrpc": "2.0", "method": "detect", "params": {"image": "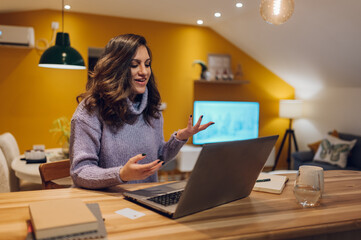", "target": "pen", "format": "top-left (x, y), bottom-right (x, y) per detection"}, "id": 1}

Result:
top-left (256, 178), bottom-right (271, 182)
